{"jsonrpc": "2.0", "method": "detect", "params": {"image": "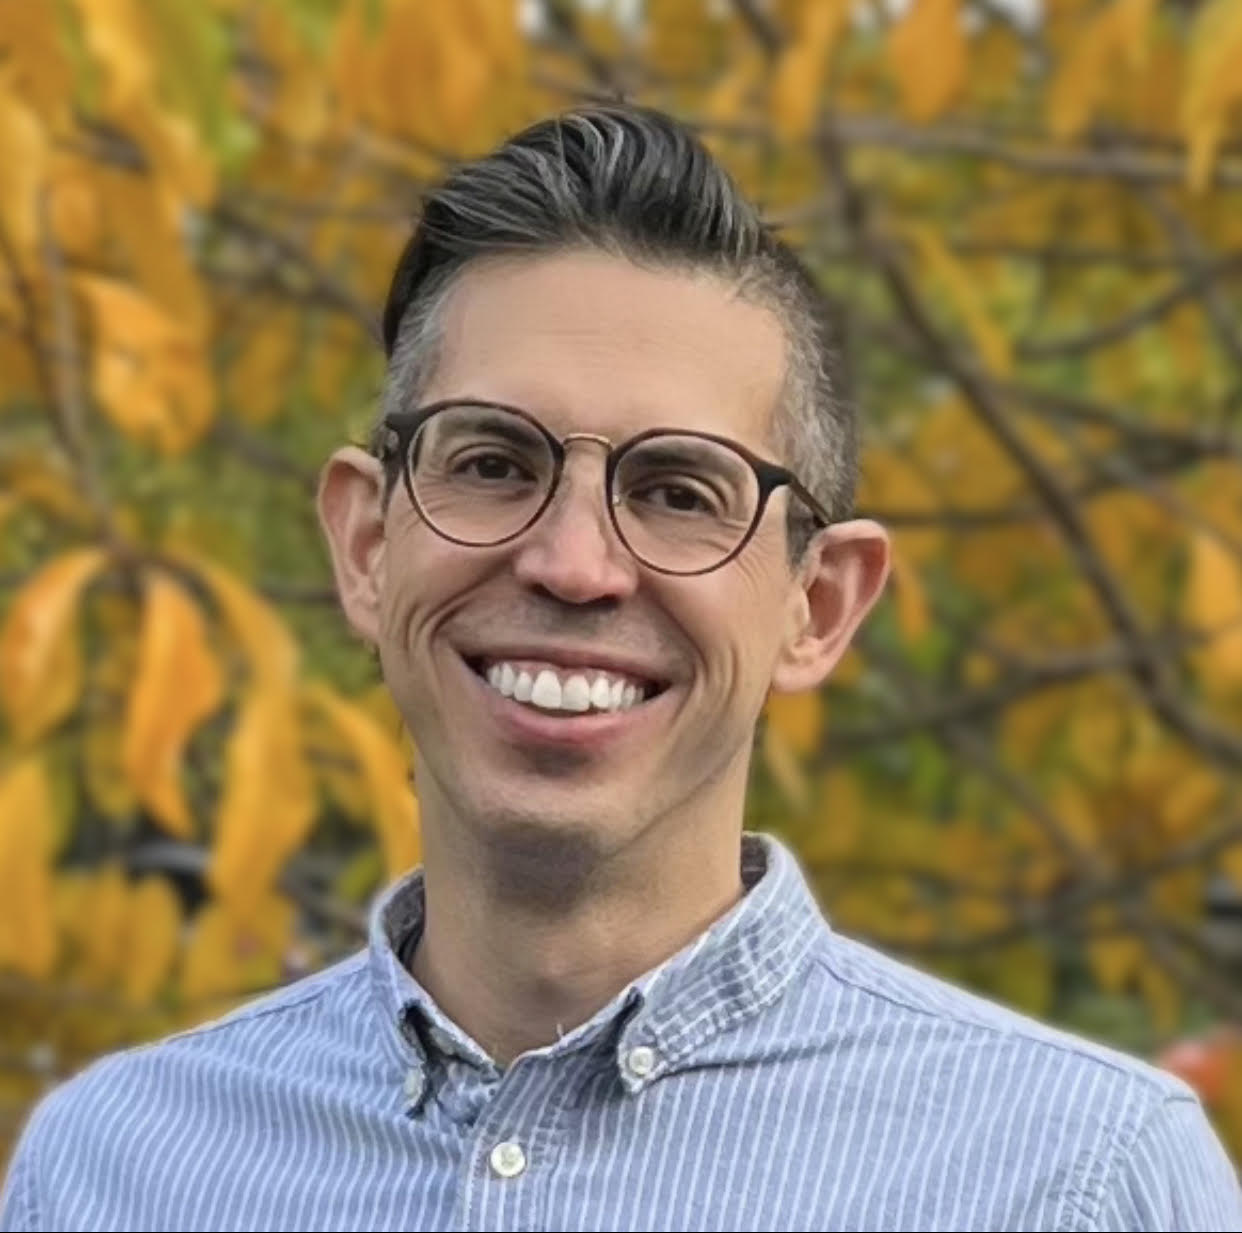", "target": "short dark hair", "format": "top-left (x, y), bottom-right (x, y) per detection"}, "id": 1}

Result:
top-left (377, 103), bottom-right (857, 559)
